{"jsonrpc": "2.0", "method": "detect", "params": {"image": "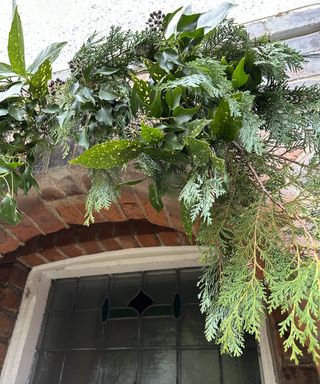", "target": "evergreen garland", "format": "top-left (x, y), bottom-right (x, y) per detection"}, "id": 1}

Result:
top-left (1, 4), bottom-right (320, 364)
